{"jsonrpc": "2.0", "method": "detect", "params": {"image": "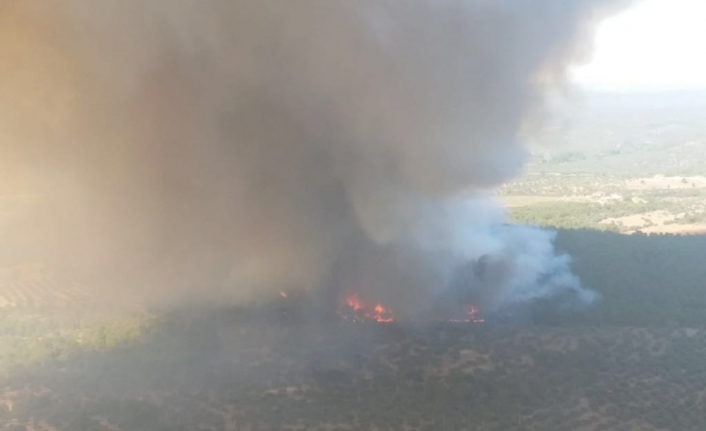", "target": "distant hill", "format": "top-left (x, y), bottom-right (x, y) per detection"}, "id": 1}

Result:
top-left (527, 90), bottom-right (706, 176)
